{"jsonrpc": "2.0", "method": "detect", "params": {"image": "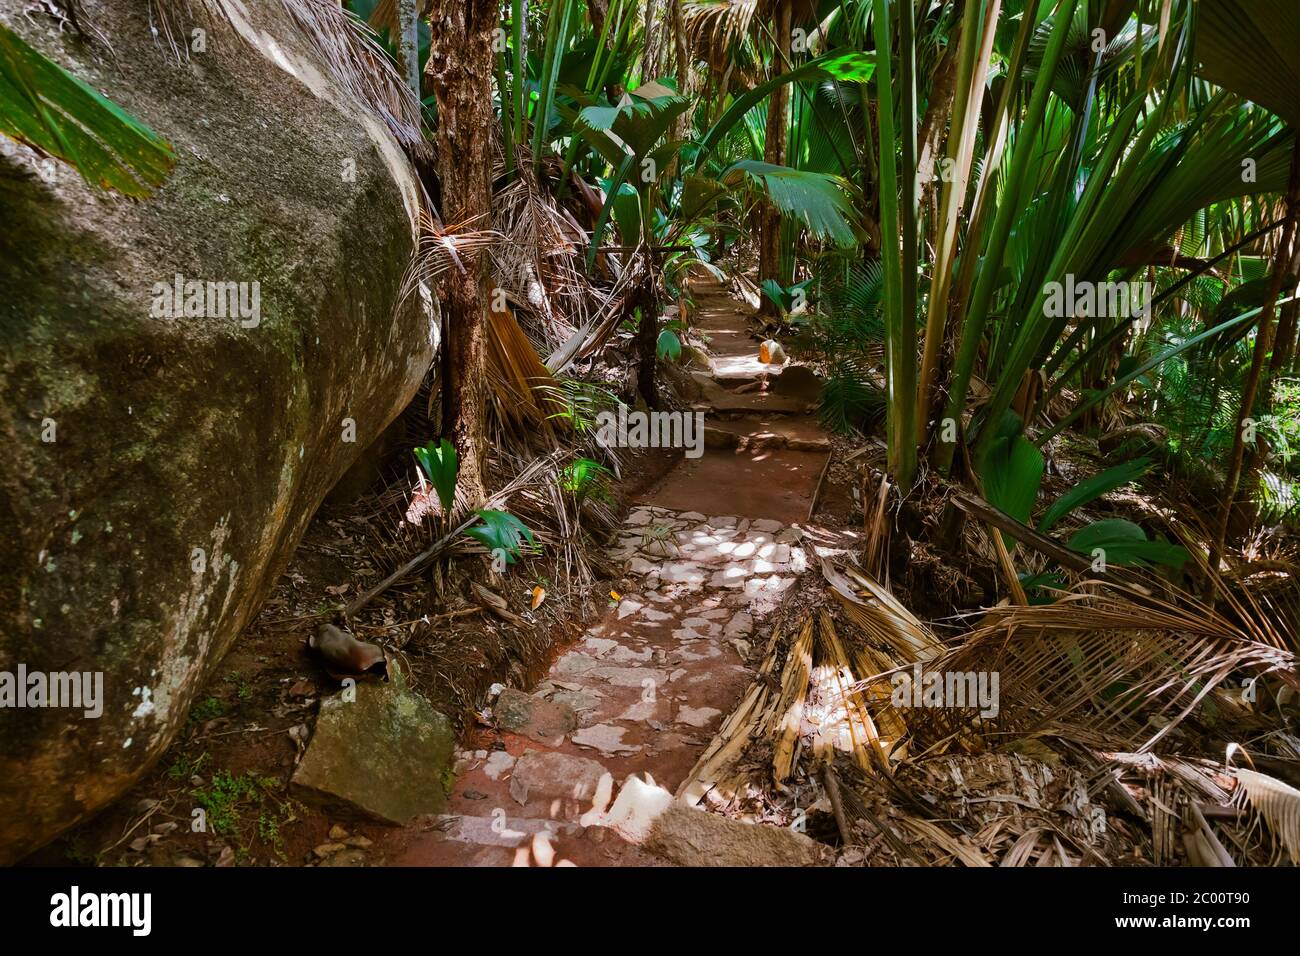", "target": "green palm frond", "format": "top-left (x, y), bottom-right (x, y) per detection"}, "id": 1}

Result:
top-left (0, 22), bottom-right (174, 196)
top-left (720, 159), bottom-right (859, 245)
